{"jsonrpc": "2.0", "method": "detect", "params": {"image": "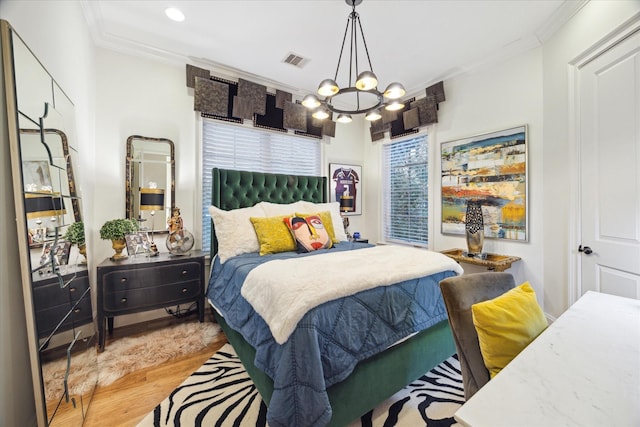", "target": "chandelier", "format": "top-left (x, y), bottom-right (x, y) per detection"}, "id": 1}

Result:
top-left (302, 0), bottom-right (406, 124)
